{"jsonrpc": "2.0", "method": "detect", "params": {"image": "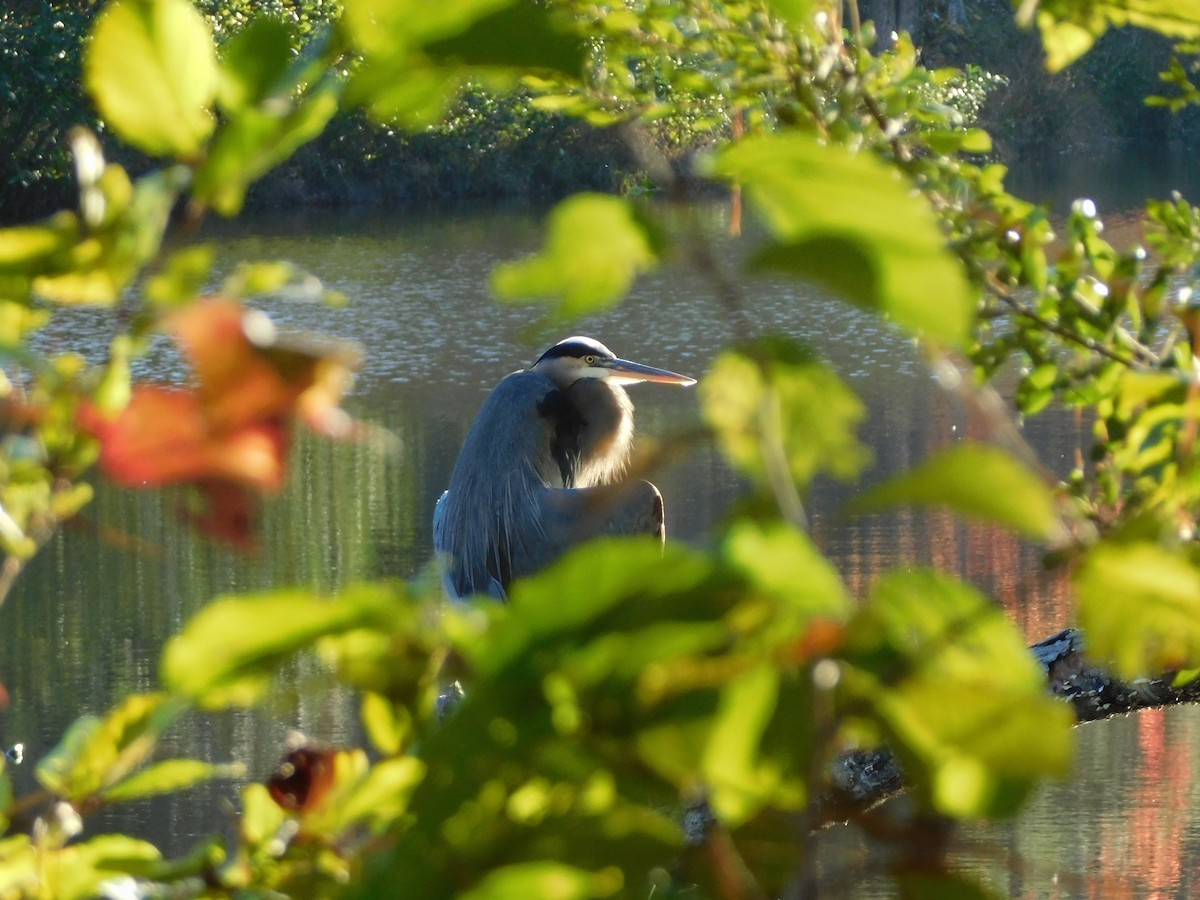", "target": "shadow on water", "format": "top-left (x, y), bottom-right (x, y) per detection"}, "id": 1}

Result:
top-left (2, 176), bottom-right (1199, 894)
